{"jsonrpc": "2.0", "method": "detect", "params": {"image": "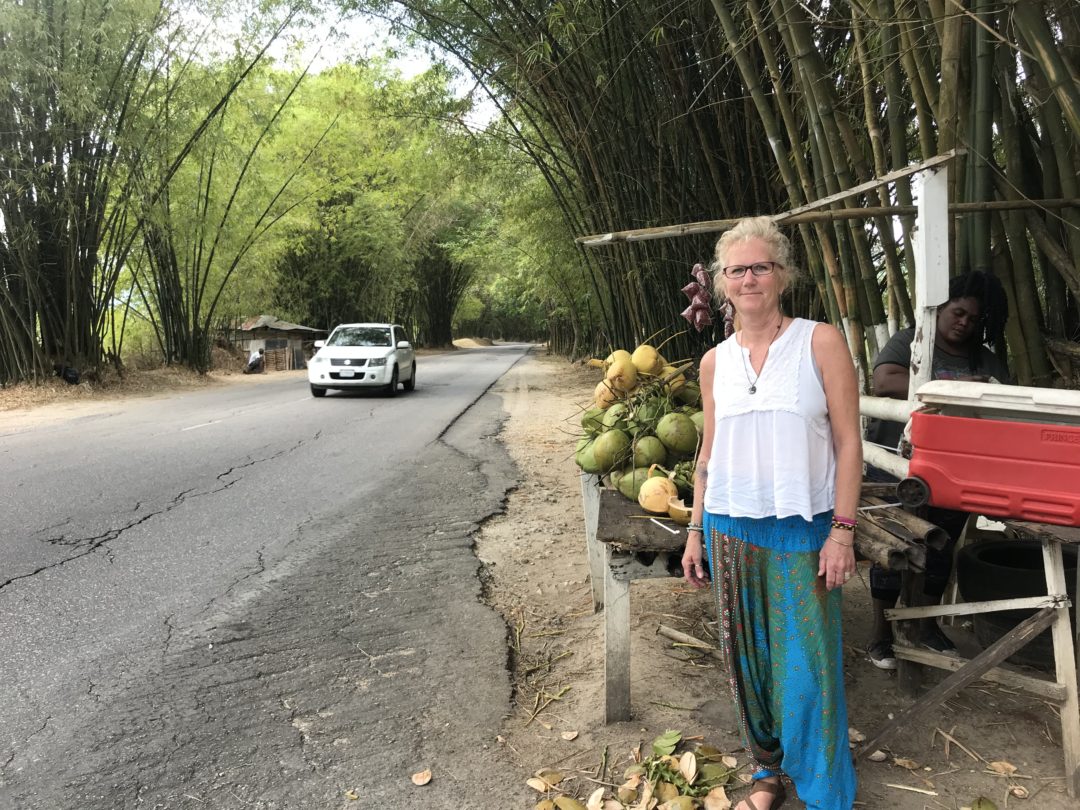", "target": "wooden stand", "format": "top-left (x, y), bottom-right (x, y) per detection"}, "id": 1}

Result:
top-left (858, 521), bottom-right (1080, 798)
top-left (581, 474), bottom-right (686, 722)
top-left (582, 475), bottom-right (1080, 795)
